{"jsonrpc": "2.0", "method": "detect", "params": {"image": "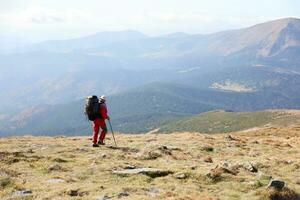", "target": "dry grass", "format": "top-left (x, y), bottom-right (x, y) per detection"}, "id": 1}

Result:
top-left (0, 126), bottom-right (300, 199)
